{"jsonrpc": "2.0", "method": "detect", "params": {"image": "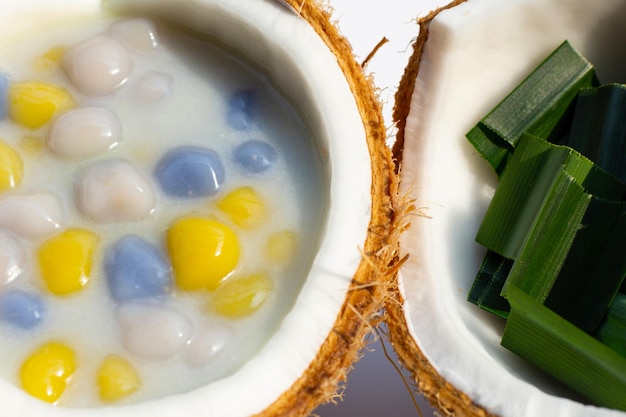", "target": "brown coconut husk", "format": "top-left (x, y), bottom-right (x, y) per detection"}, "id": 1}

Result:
top-left (387, 1), bottom-right (498, 416)
top-left (256, 1), bottom-right (400, 416)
